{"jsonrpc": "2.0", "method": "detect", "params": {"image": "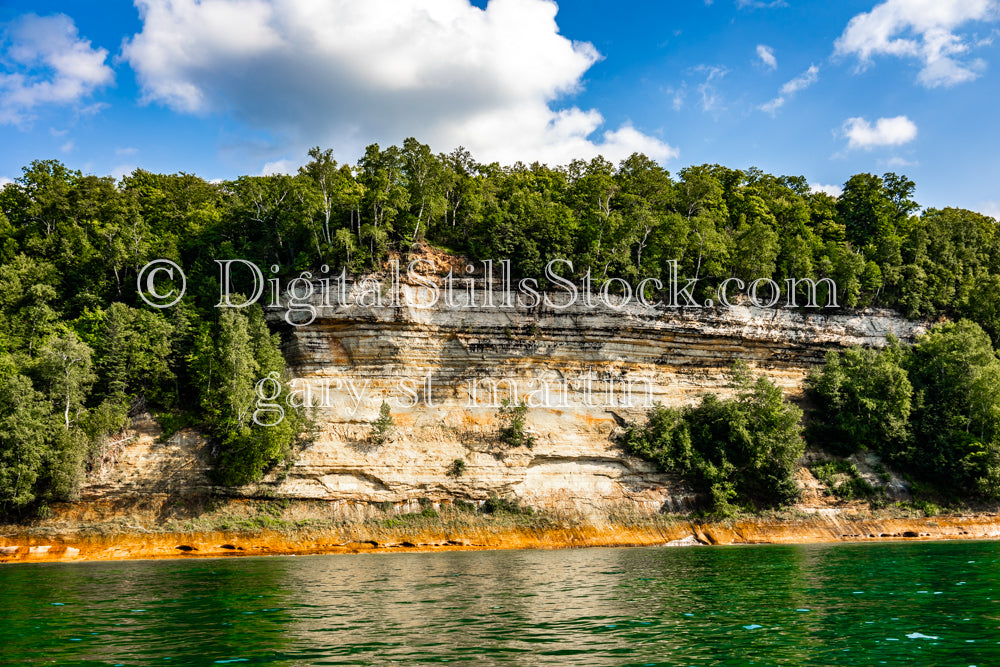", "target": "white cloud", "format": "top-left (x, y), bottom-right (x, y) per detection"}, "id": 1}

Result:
top-left (810, 183), bottom-right (843, 197)
top-left (781, 65), bottom-right (819, 95)
top-left (260, 158), bottom-right (296, 175)
top-left (111, 164), bottom-right (136, 180)
top-left (0, 14), bottom-right (114, 125)
top-left (692, 65), bottom-right (727, 112)
top-left (979, 201), bottom-right (1000, 219)
top-left (60, 140), bottom-right (74, 153)
top-left (885, 156), bottom-right (918, 167)
top-left (669, 85), bottom-right (686, 111)
top-left (835, 0), bottom-right (998, 87)
top-left (756, 44), bottom-right (777, 69)
top-left (759, 98), bottom-right (785, 114)
top-left (738, 0), bottom-right (787, 8)
top-left (843, 115), bottom-right (918, 149)
top-left (122, 0), bottom-right (677, 166)
top-left (760, 64), bottom-right (818, 114)
top-left (0, 176), bottom-right (13, 188)
top-left (115, 146), bottom-right (139, 156)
